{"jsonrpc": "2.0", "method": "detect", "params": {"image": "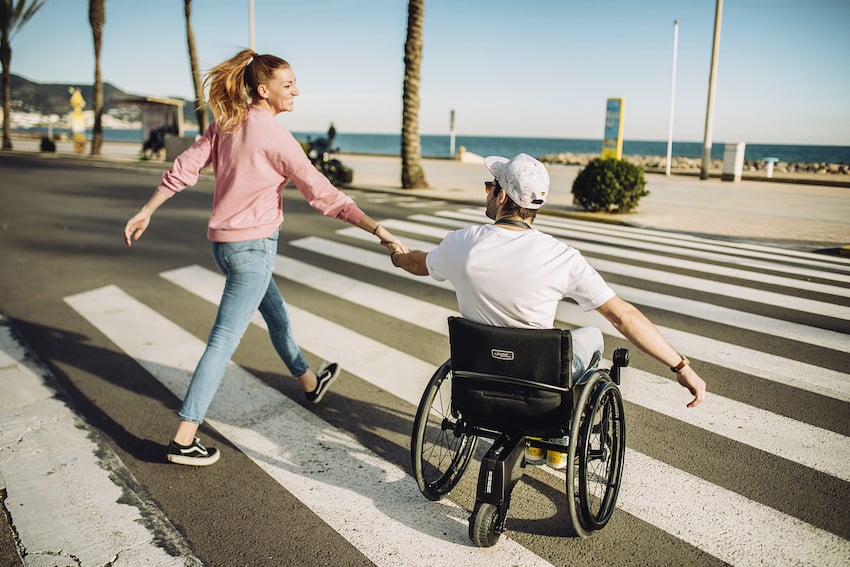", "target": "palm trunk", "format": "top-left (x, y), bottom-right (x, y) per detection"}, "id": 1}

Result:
top-left (2, 0), bottom-right (46, 151)
top-left (401, 0), bottom-right (428, 189)
top-left (184, 0), bottom-right (207, 133)
top-left (89, 0), bottom-right (105, 155)
top-left (1, 34), bottom-right (12, 150)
